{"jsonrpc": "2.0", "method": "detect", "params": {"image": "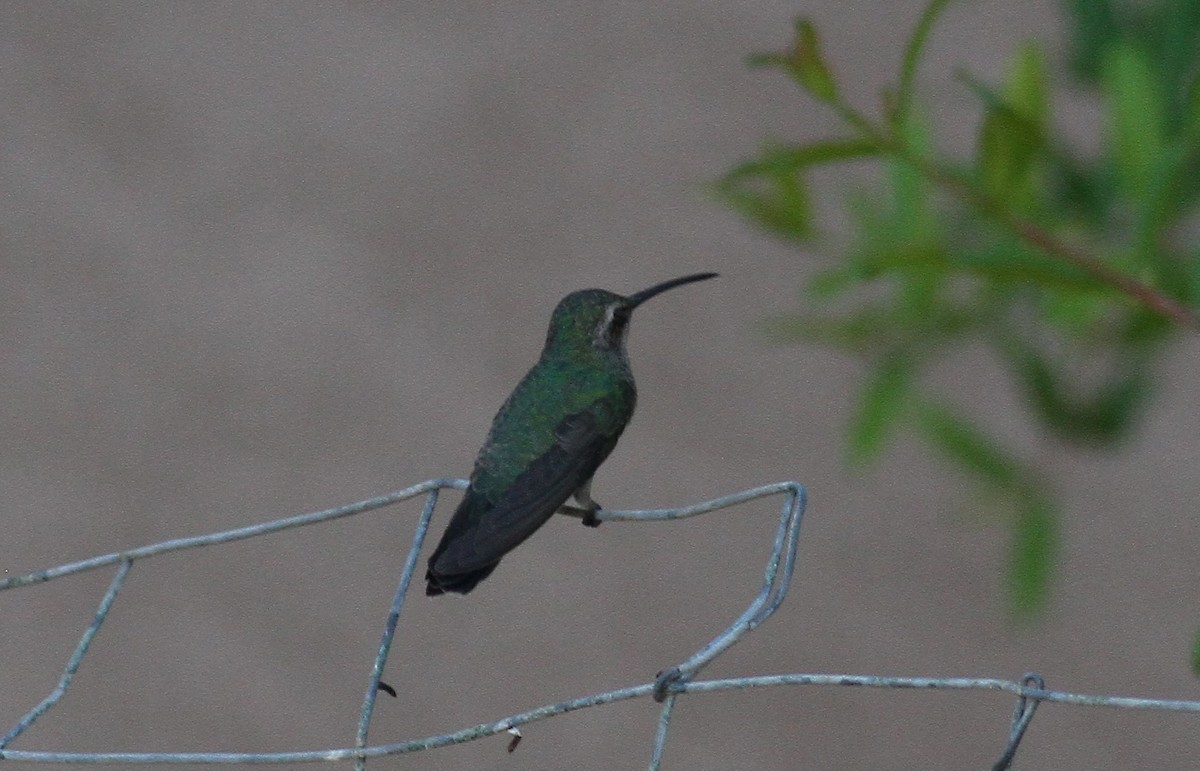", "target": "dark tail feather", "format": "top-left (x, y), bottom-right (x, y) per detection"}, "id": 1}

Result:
top-left (425, 563), bottom-right (499, 596)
